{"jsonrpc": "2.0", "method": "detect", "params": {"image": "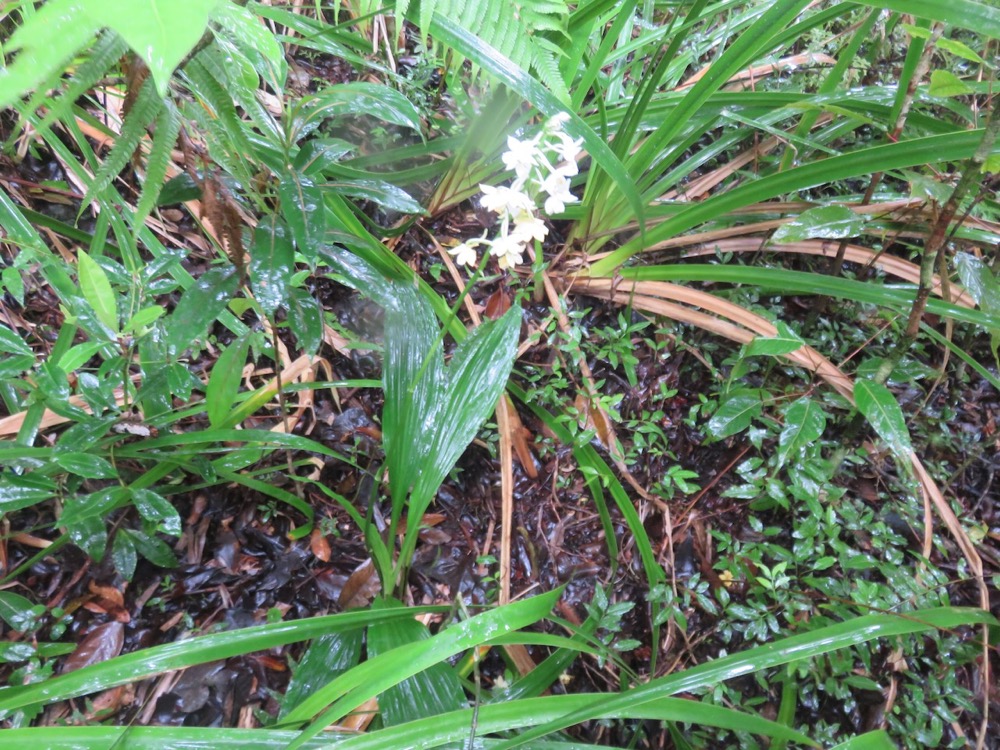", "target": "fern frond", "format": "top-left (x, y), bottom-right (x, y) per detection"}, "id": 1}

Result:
top-left (183, 55), bottom-right (256, 183)
top-left (407, 0), bottom-right (572, 104)
top-left (35, 31), bottom-right (130, 134)
top-left (80, 78), bottom-right (162, 213)
top-left (134, 100), bottom-right (181, 230)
